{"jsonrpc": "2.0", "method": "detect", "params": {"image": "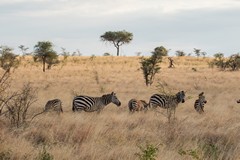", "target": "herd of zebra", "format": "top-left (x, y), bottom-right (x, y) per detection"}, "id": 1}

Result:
top-left (32, 91), bottom-right (221, 120)
top-left (33, 91), bottom-right (240, 120)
